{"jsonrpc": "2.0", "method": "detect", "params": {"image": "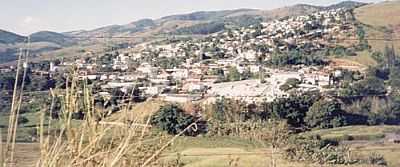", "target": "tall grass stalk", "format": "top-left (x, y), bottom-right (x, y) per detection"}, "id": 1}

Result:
top-left (36, 69), bottom-right (193, 166)
top-left (10, 37), bottom-right (31, 163)
top-left (5, 38), bottom-right (31, 166)
top-left (5, 48), bottom-right (23, 162)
